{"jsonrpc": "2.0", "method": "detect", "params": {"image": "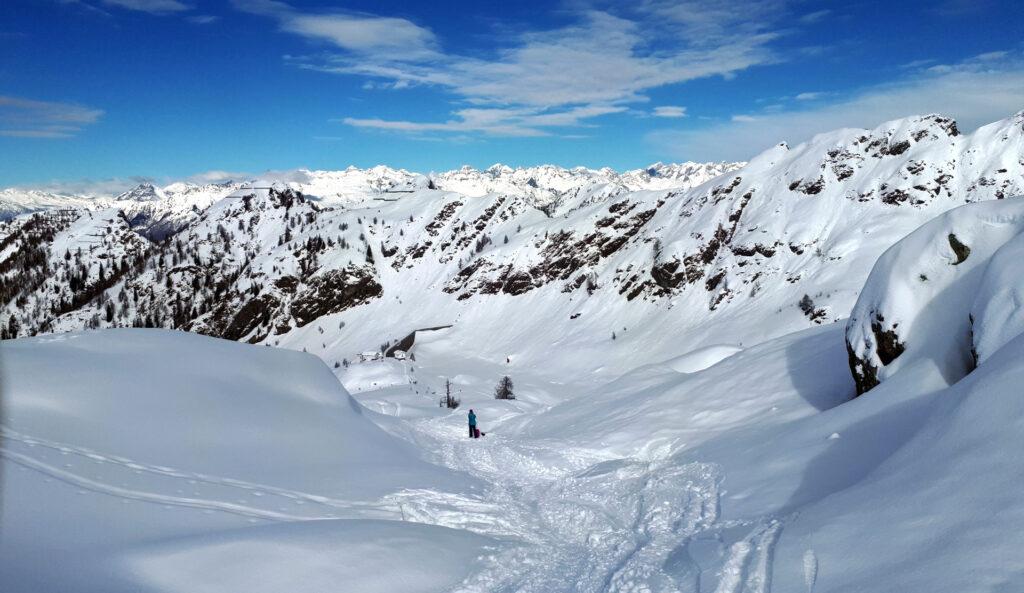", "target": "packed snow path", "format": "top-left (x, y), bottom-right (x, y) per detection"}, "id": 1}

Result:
top-left (387, 415), bottom-right (787, 593)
